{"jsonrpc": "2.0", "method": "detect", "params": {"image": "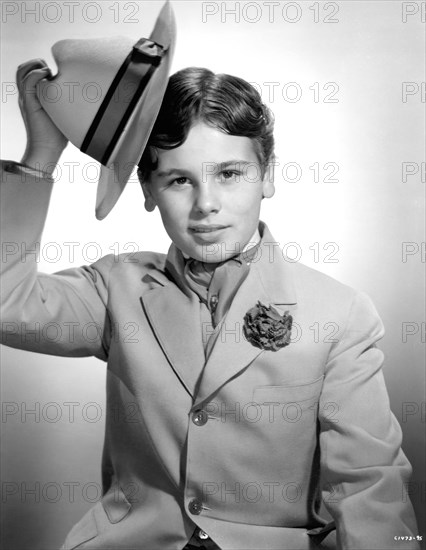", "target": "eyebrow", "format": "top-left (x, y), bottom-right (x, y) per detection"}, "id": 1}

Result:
top-left (156, 160), bottom-right (255, 178)
top-left (218, 160), bottom-right (254, 169)
top-left (155, 168), bottom-right (184, 178)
